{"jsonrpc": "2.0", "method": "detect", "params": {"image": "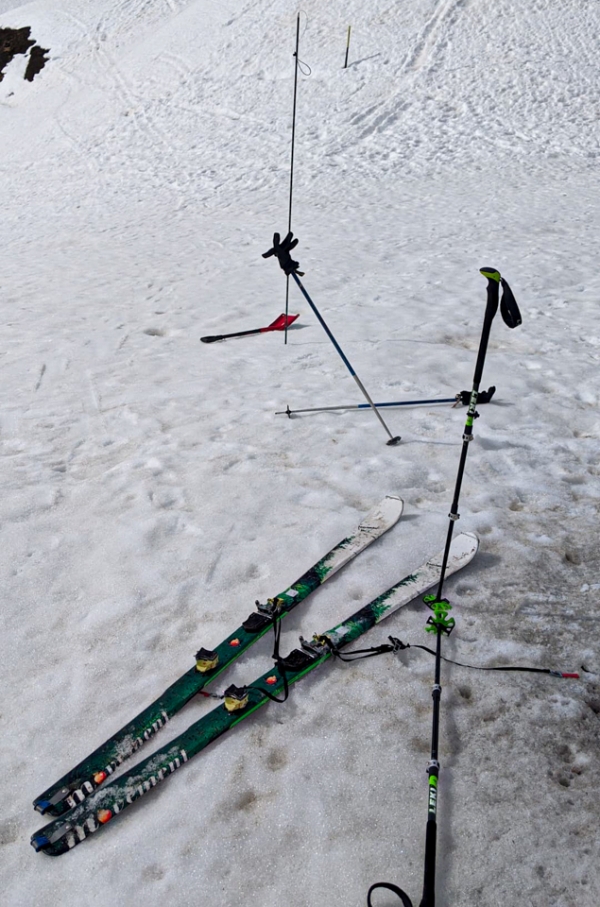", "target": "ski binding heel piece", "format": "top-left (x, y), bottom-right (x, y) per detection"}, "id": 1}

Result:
top-left (223, 685), bottom-right (250, 712)
top-left (195, 648), bottom-right (219, 673)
